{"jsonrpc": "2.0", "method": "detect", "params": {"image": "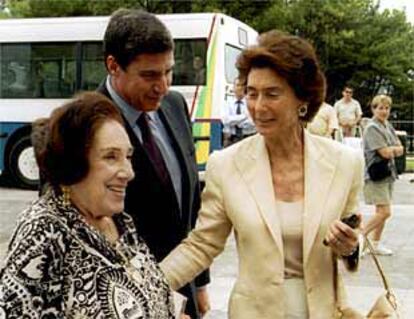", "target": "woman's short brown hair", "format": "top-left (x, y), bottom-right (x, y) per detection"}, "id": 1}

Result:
top-left (42, 91), bottom-right (123, 188)
top-left (237, 30), bottom-right (326, 122)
